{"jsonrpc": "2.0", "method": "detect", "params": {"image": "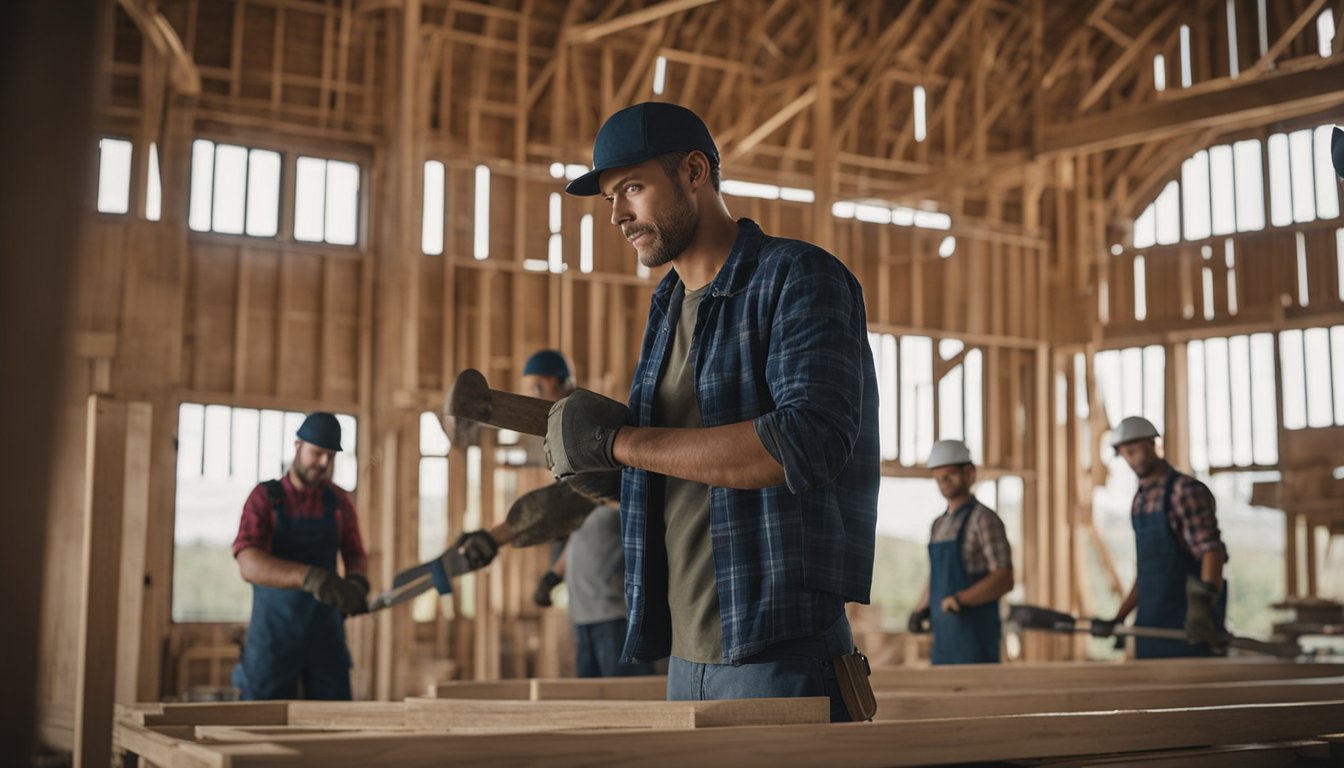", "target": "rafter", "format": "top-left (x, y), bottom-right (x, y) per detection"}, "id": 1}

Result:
top-left (566, 0), bottom-right (721, 44)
